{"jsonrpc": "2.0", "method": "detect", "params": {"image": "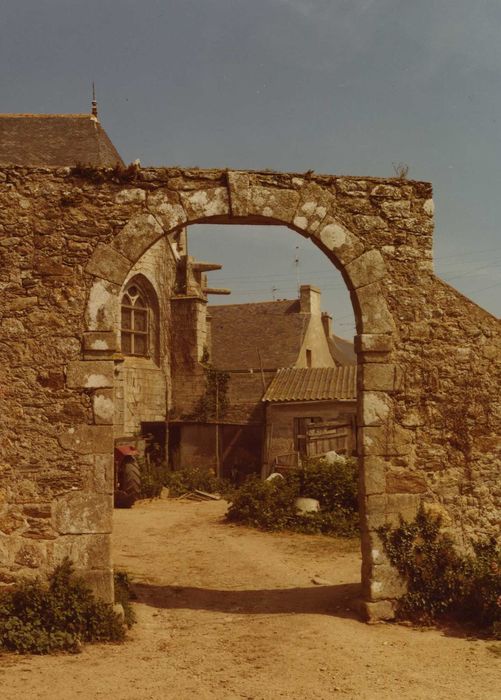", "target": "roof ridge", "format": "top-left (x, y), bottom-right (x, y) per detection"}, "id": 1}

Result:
top-left (210, 298), bottom-right (297, 309)
top-left (0, 113), bottom-right (93, 119)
